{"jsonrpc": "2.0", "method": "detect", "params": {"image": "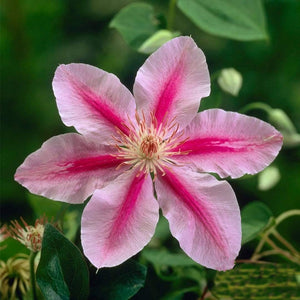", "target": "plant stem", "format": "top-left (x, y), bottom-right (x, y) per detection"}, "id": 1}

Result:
top-left (167, 0), bottom-right (177, 30)
top-left (239, 102), bottom-right (272, 114)
top-left (272, 229), bottom-right (300, 257)
top-left (251, 249), bottom-right (280, 261)
top-left (264, 236), bottom-right (300, 264)
top-left (29, 251), bottom-right (38, 300)
top-left (275, 209), bottom-right (300, 226)
top-left (251, 209), bottom-right (300, 264)
top-left (252, 232), bottom-right (268, 258)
